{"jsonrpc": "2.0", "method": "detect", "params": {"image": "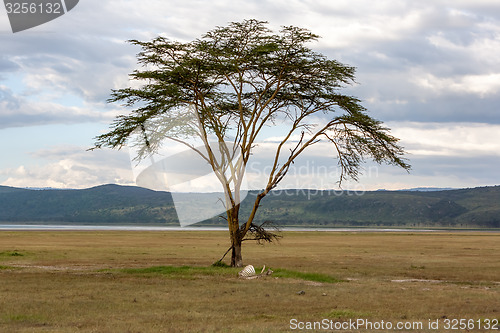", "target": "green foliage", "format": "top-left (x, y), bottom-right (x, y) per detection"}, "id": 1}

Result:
top-left (93, 19), bottom-right (409, 184)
